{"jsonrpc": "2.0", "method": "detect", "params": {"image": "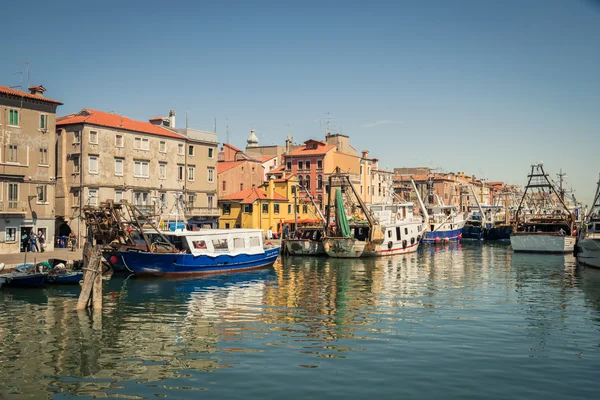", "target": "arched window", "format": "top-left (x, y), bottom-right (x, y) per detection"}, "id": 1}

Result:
top-left (317, 175), bottom-right (323, 190)
top-left (298, 176), bottom-right (303, 188)
top-left (305, 175), bottom-right (311, 190)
